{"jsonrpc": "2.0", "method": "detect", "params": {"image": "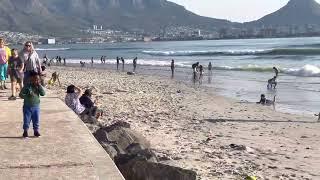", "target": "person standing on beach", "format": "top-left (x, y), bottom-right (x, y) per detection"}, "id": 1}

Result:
top-left (63, 58), bottom-right (66, 66)
top-left (199, 65), bottom-right (204, 85)
top-left (20, 41), bottom-right (42, 86)
top-left (208, 62), bottom-right (213, 75)
top-left (100, 56), bottom-right (103, 64)
top-left (19, 71), bottom-right (46, 138)
top-left (121, 57), bottom-right (125, 71)
top-left (273, 67), bottom-right (279, 78)
top-left (192, 62), bottom-right (199, 82)
top-left (116, 57), bottom-right (120, 71)
top-left (0, 38), bottom-right (11, 90)
top-left (8, 49), bottom-right (24, 100)
top-left (103, 56), bottom-right (106, 64)
top-left (91, 57), bottom-right (94, 67)
top-left (171, 59), bottom-right (175, 78)
top-left (133, 57), bottom-right (137, 72)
